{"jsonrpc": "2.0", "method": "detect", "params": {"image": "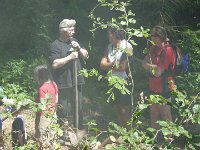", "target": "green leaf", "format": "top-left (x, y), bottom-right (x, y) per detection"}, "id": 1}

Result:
top-left (89, 128), bottom-right (100, 132)
top-left (120, 20), bottom-right (127, 26)
top-left (106, 88), bottom-right (113, 94)
top-left (112, 18), bottom-right (116, 23)
top-left (161, 128), bottom-right (171, 136)
top-left (129, 39), bottom-right (138, 46)
top-left (89, 136), bottom-right (97, 145)
top-left (98, 75), bottom-right (103, 81)
top-left (111, 92), bottom-right (115, 100)
top-left (128, 18), bottom-right (136, 24)
top-left (132, 131), bottom-right (139, 140)
top-left (157, 121), bottom-right (168, 127)
top-left (138, 104), bottom-right (149, 110)
top-left (193, 104), bottom-right (200, 113)
top-left (114, 83), bottom-right (122, 90)
top-left (128, 10), bottom-right (135, 16)
top-left (146, 127), bottom-right (156, 132)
